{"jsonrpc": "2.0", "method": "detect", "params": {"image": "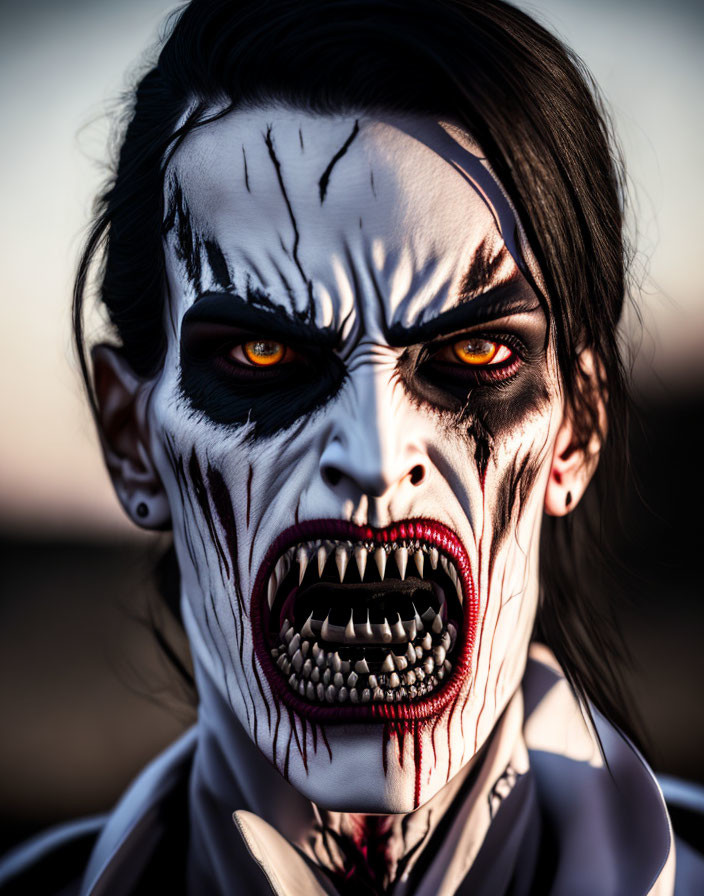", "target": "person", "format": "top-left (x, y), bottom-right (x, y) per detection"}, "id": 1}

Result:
top-left (1, 0), bottom-right (703, 893)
